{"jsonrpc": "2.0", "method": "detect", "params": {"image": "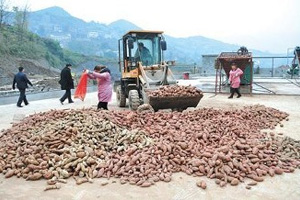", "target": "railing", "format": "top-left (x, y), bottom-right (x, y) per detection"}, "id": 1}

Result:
top-left (202, 55), bottom-right (298, 78)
